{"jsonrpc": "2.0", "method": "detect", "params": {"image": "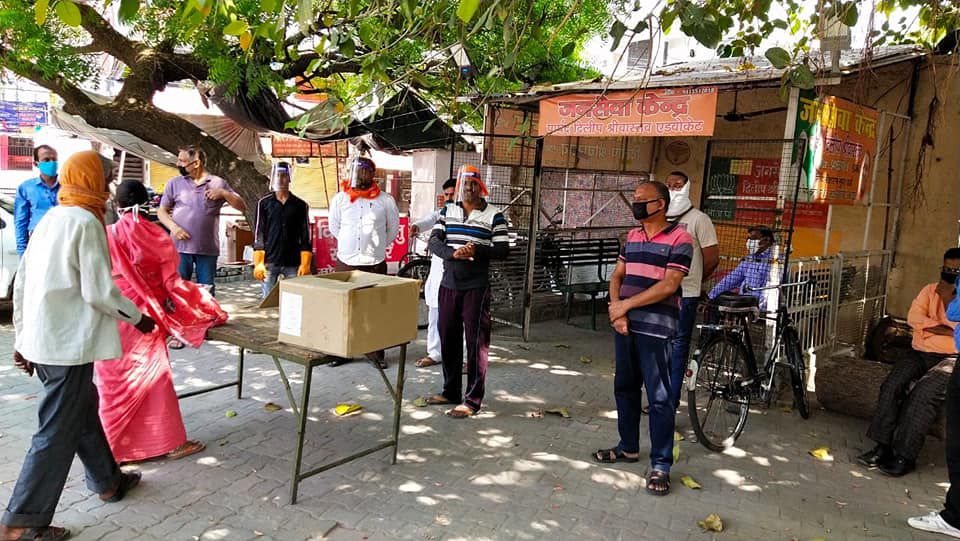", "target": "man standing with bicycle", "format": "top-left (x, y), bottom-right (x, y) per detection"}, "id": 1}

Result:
top-left (665, 171), bottom-right (719, 411)
top-left (409, 178), bottom-right (457, 368)
top-left (594, 180), bottom-right (693, 497)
